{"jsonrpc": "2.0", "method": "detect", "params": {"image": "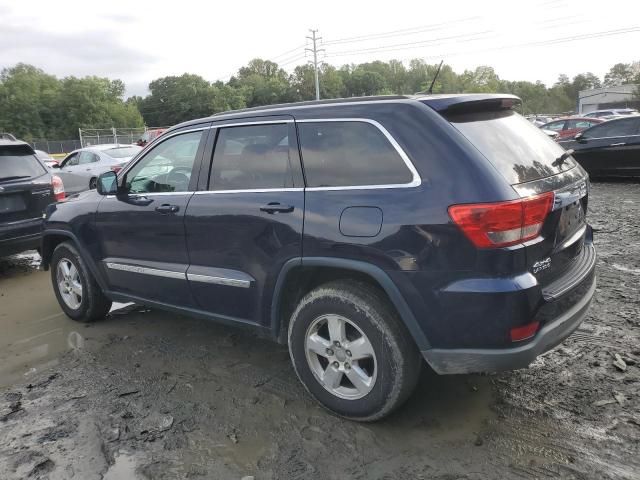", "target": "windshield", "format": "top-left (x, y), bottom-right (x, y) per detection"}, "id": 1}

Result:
top-left (105, 146), bottom-right (142, 159)
top-left (446, 109), bottom-right (575, 185)
top-left (0, 147), bottom-right (47, 182)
